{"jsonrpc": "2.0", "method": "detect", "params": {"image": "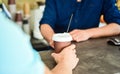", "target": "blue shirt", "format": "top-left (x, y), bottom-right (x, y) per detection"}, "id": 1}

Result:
top-left (0, 10), bottom-right (44, 74)
top-left (40, 0), bottom-right (120, 33)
